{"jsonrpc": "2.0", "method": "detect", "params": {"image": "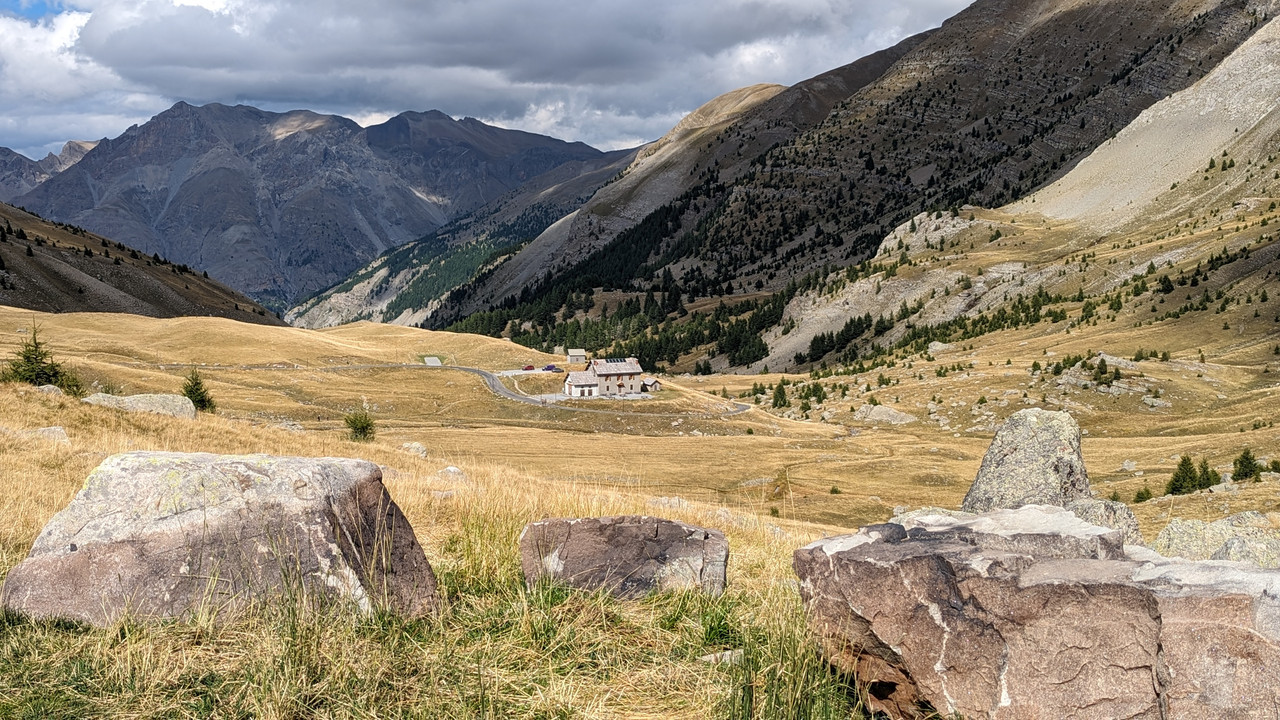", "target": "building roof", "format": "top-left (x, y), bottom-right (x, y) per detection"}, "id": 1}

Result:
top-left (567, 348), bottom-right (587, 355)
top-left (590, 357), bottom-right (643, 376)
top-left (566, 371), bottom-right (598, 387)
